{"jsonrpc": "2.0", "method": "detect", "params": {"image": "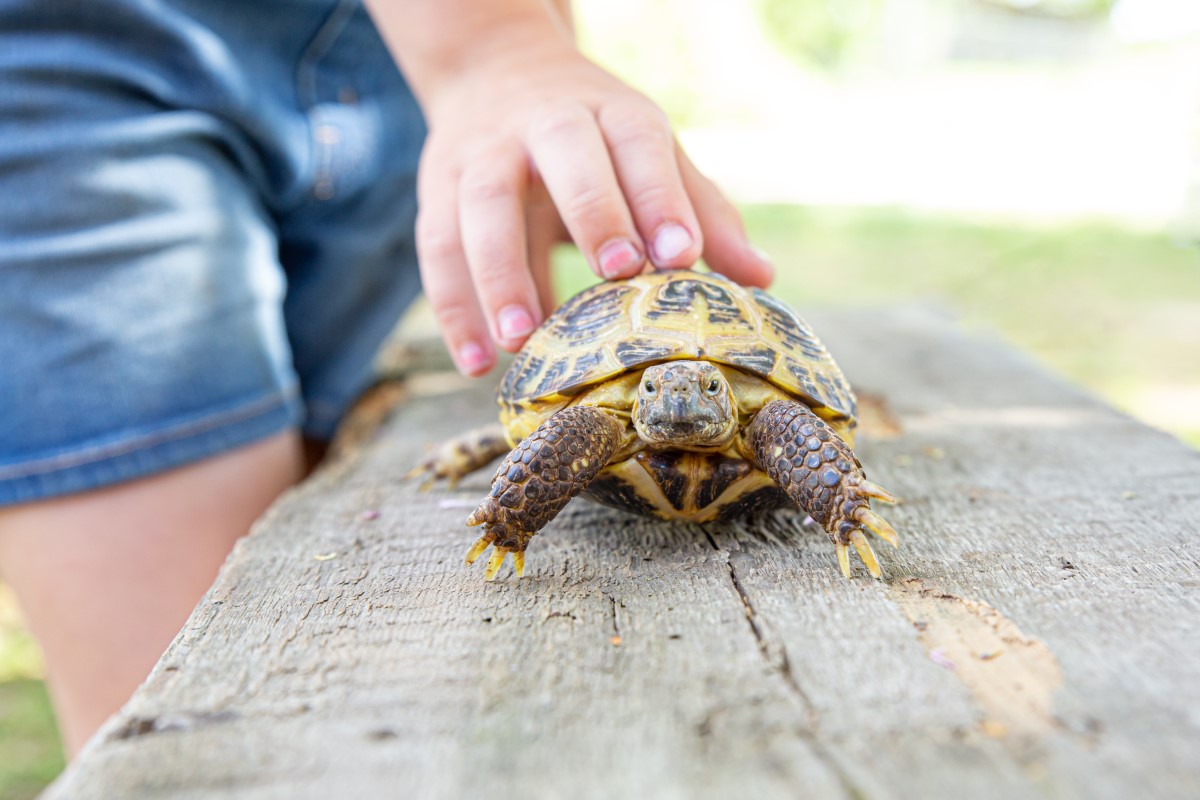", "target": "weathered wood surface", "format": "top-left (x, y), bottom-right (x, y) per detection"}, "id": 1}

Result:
top-left (47, 308), bottom-right (1200, 800)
